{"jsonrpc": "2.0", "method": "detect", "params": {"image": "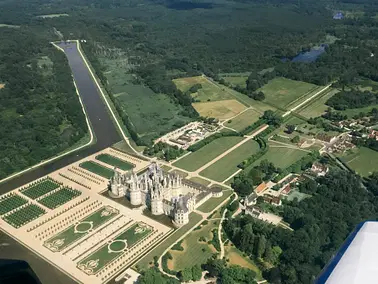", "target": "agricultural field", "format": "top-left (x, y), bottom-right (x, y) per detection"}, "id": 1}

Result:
top-left (135, 212), bottom-right (202, 270)
top-left (44, 206), bottom-right (119, 252)
top-left (247, 144), bottom-right (308, 170)
top-left (197, 190), bottom-right (233, 213)
top-left (200, 139), bottom-right (260, 182)
top-left (3, 204), bottom-right (46, 228)
top-left (0, 194), bottom-right (28, 215)
top-left (80, 161), bottom-right (114, 178)
top-left (338, 147), bottom-right (378, 177)
top-left (219, 73), bottom-right (250, 88)
top-left (296, 88), bottom-right (339, 118)
top-left (95, 153), bottom-right (134, 171)
top-left (173, 76), bottom-right (234, 102)
top-left (38, 187), bottom-right (81, 209)
top-left (78, 223), bottom-right (152, 275)
top-left (192, 99), bottom-right (246, 120)
top-left (226, 109), bottom-right (261, 131)
top-left (168, 219), bottom-right (220, 271)
top-left (225, 88), bottom-right (277, 113)
top-left (173, 136), bottom-right (244, 172)
top-left (258, 77), bottom-right (320, 109)
top-left (99, 55), bottom-right (191, 142)
top-left (20, 178), bottom-right (61, 199)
